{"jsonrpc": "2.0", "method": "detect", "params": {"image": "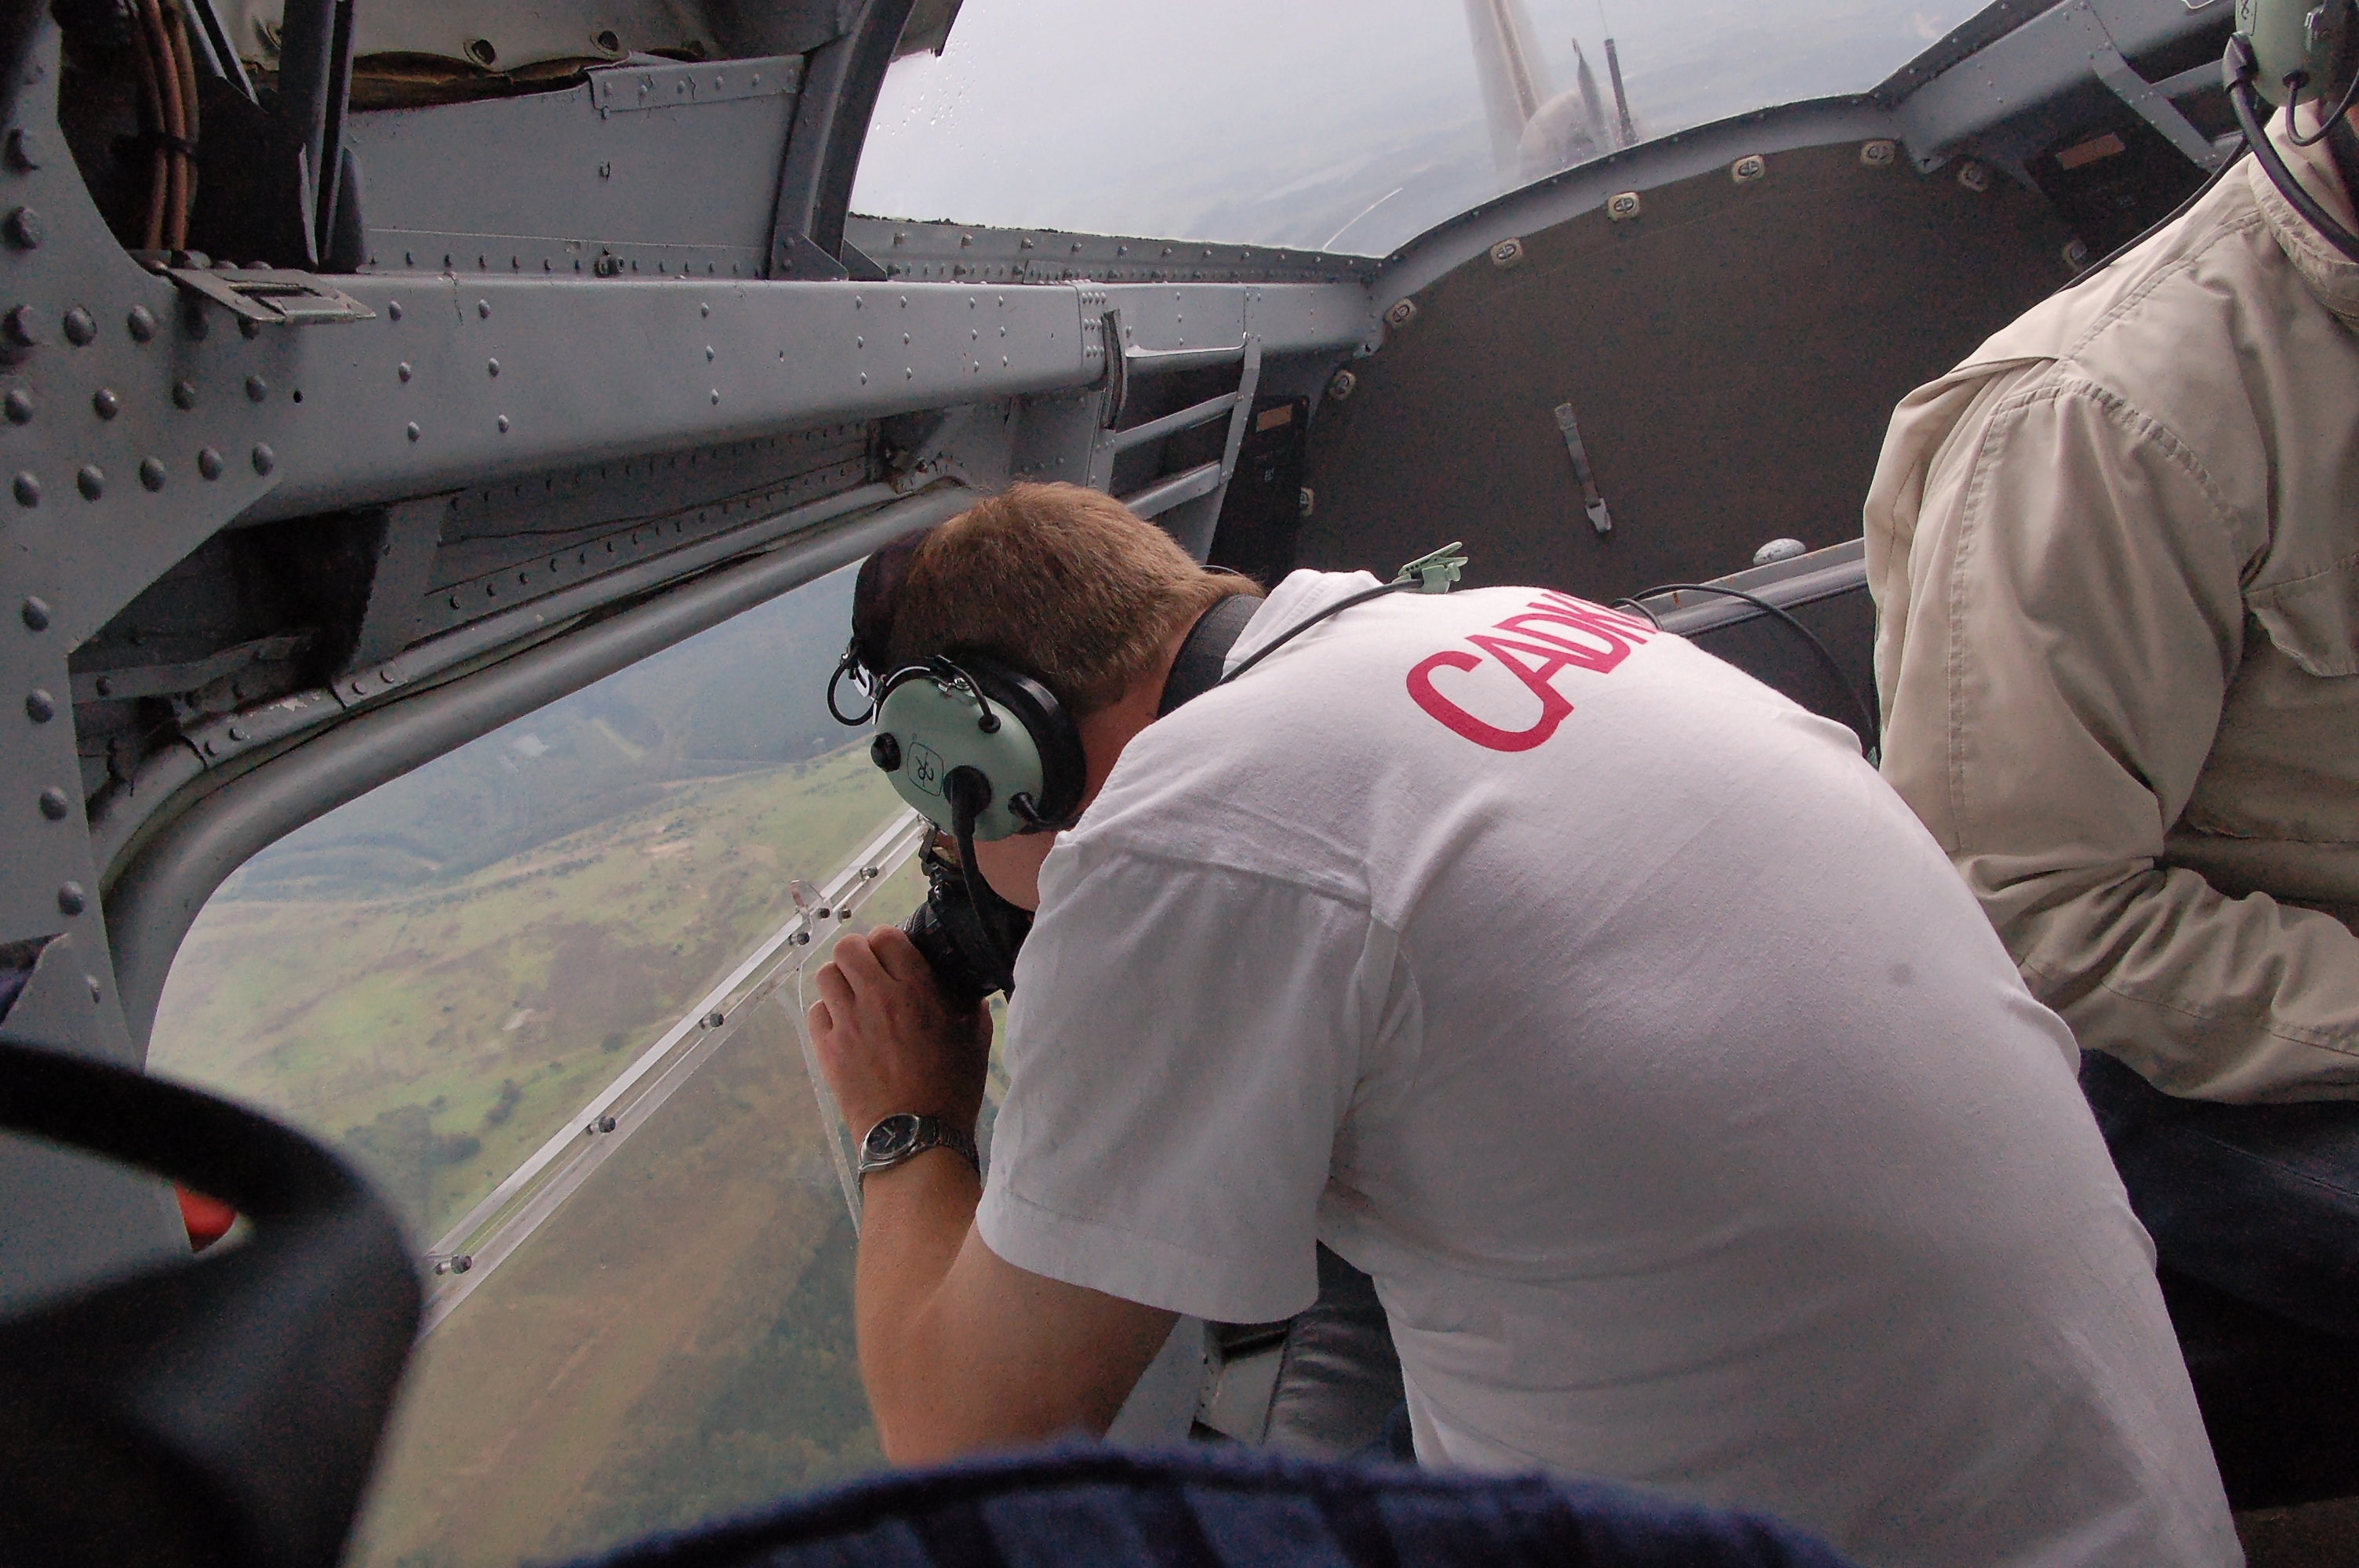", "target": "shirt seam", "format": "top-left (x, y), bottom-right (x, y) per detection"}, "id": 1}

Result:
top-left (1943, 377), bottom-right (2245, 851)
